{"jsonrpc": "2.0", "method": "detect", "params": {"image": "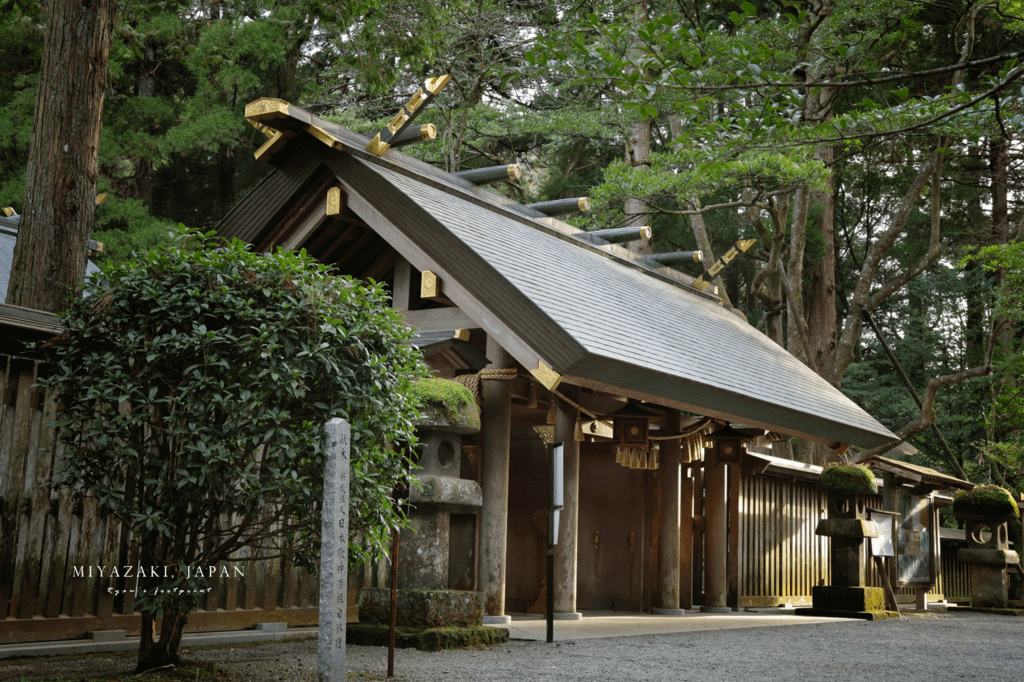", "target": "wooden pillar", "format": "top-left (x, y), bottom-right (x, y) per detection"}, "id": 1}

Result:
top-left (553, 390), bottom-right (581, 616)
top-left (391, 259), bottom-right (411, 310)
top-left (477, 338), bottom-right (513, 620)
top-left (702, 453), bottom-right (729, 611)
top-left (679, 461), bottom-right (694, 610)
top-left (727, 463), bottom-right (740, 609)
top-left (656, 410), bottom-right (683, 612)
